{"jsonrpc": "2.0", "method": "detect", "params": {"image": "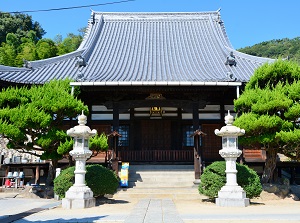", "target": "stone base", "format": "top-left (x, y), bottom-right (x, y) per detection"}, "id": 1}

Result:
top-left (216, 185), bottom-right (250, 207)
top-left (216, 197), bottom-right (249, 207)
top-left (193, 179), bottom-right (201, 185)
top-left (62, 197), bottom-right (95, 209)
top-left (62, 185), bottom-right (95, 209)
